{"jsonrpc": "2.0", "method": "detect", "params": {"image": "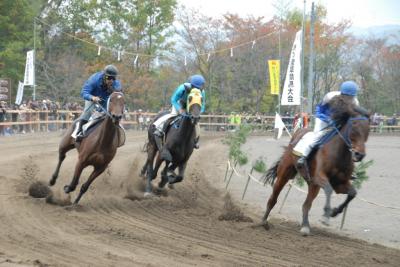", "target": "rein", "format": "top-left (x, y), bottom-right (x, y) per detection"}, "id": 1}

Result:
top-left (95, 92), bottom-right (124, 123)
